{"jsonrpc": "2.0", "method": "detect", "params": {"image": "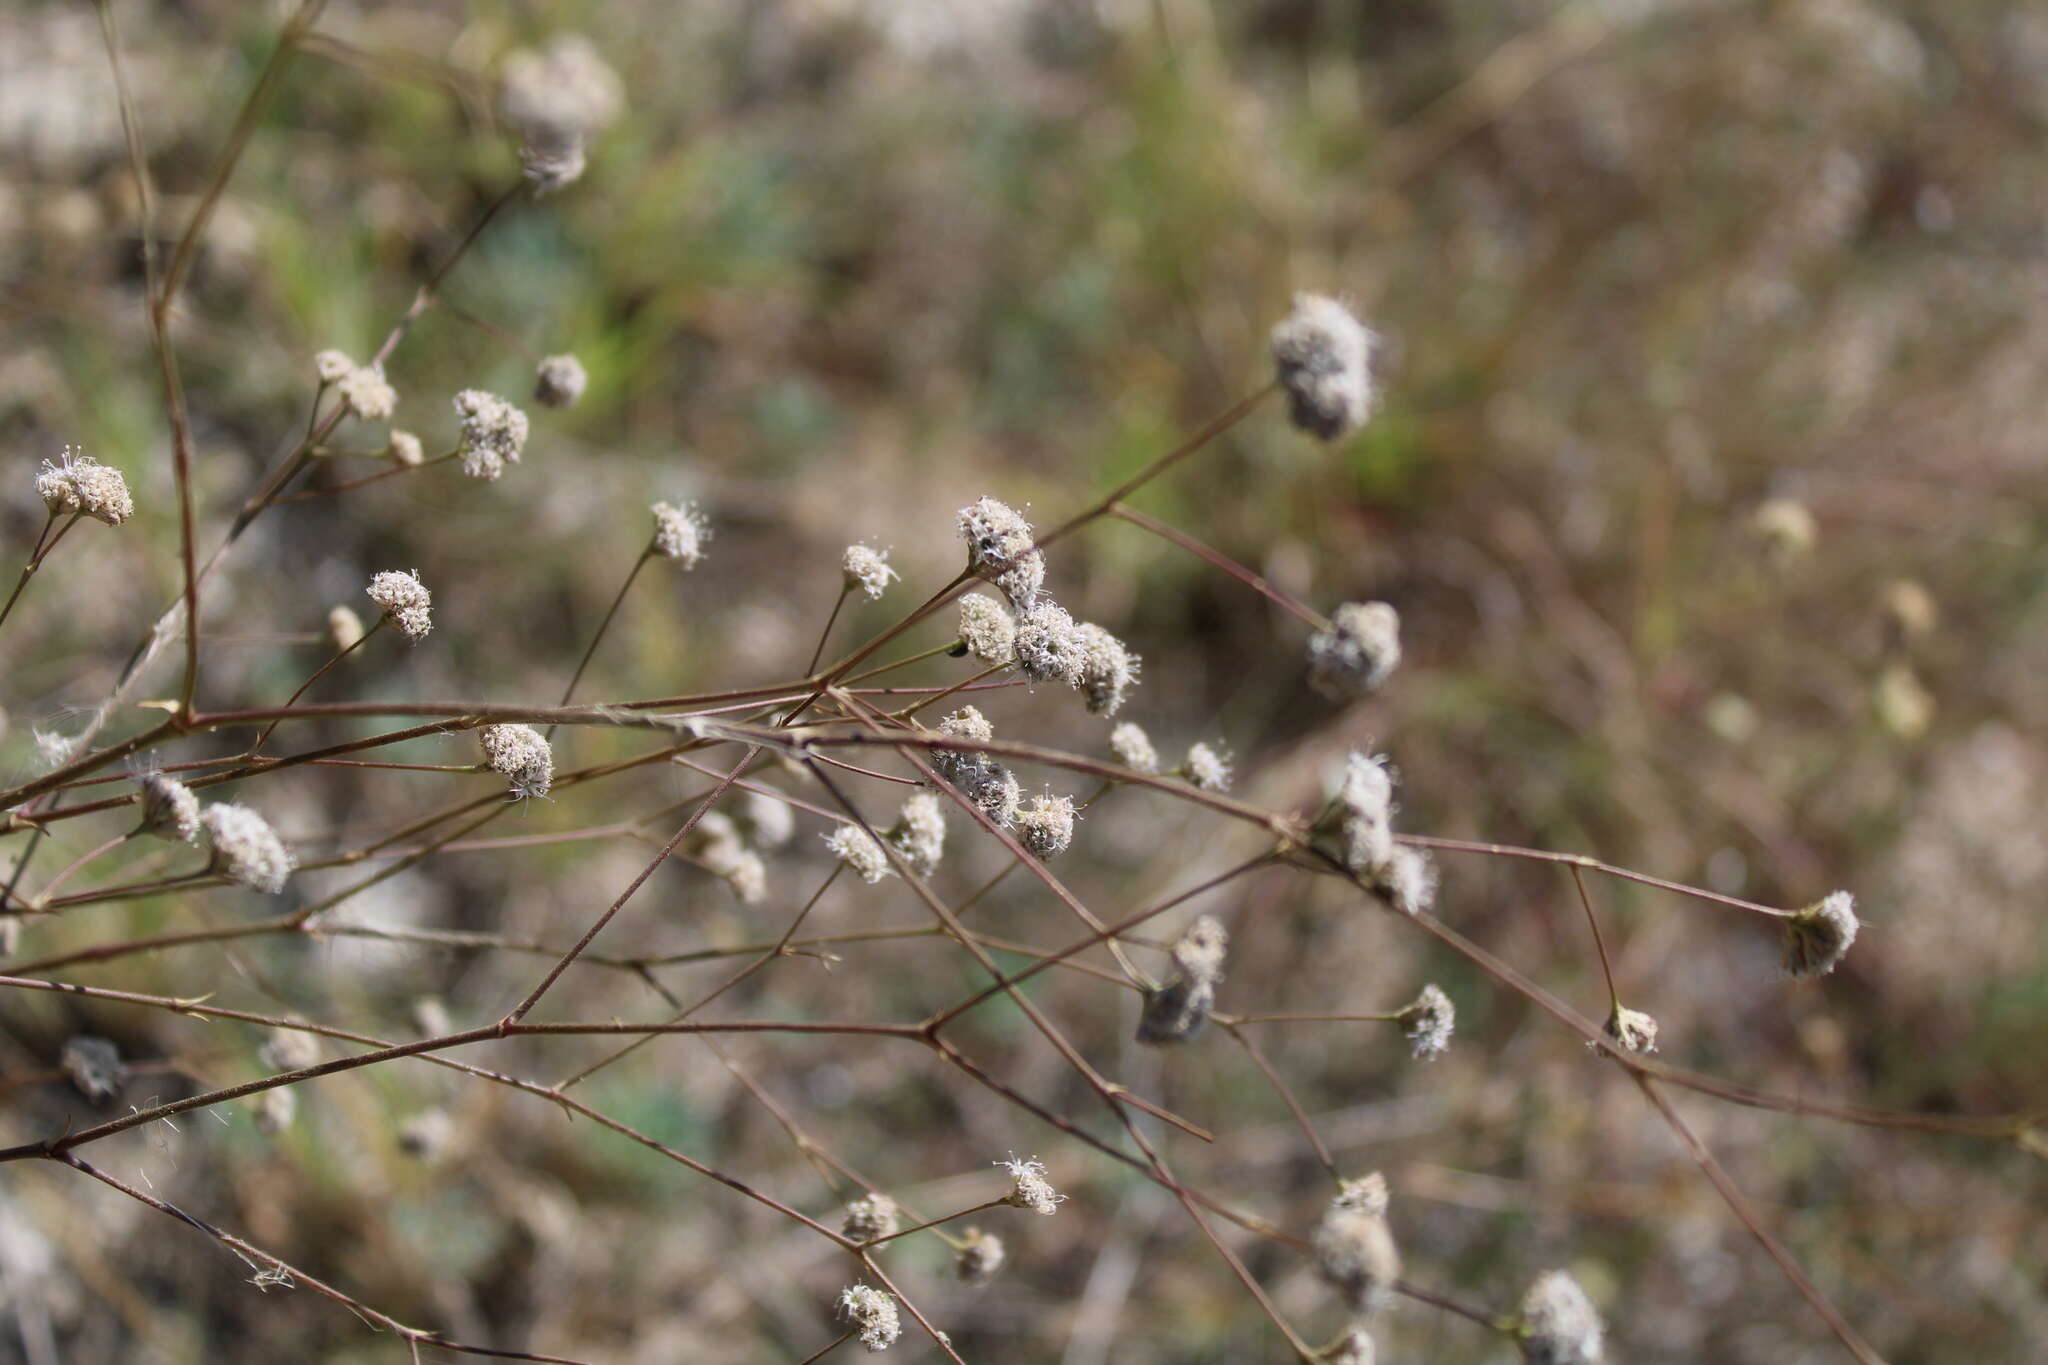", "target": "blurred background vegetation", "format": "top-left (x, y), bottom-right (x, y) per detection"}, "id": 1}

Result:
top-left (2, 0), bottom-right (2045, 1360)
